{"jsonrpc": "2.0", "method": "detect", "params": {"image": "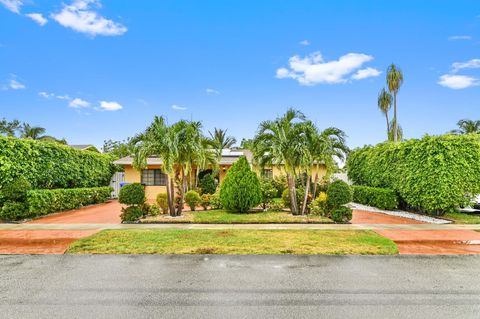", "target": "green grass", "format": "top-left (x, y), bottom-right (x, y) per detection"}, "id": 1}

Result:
top-left (443, 211), bottom-right (480, 224)
top-left (142, 209), bottom-right (332, 224)
top-left (67, 229), bottom-right (398, 255)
